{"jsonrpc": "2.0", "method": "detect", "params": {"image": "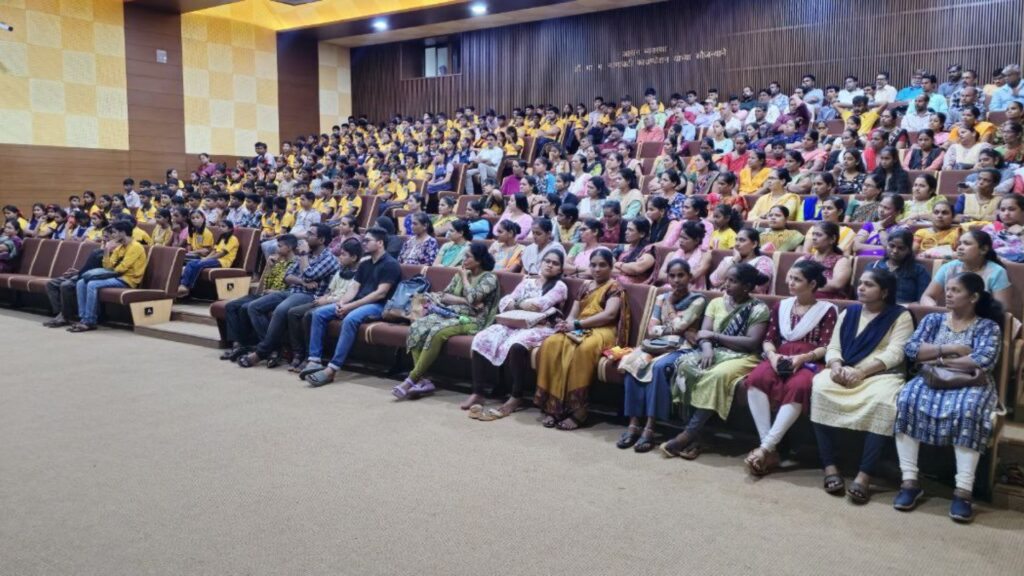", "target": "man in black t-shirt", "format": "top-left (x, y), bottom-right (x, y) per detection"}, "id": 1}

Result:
top-left (301, 226), bottom-right (402, 386)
